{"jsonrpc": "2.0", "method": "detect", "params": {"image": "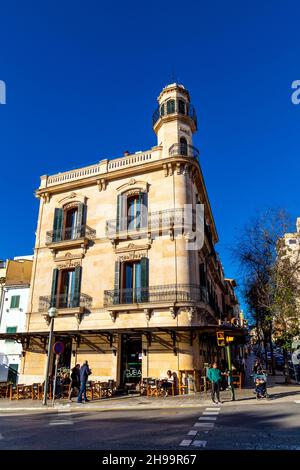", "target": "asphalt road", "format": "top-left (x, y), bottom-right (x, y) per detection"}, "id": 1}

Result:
top-left (0, 401), bottom-right (300, 450)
